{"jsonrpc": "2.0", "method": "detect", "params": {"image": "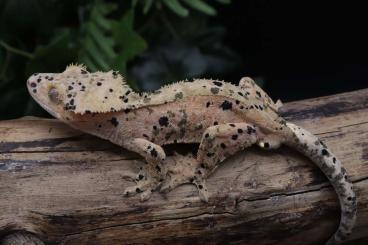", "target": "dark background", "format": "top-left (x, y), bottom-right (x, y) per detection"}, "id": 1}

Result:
top-left (0, 0), bottom-right (367, 119)
top-left (218, 1), bottom-right (367, 101)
